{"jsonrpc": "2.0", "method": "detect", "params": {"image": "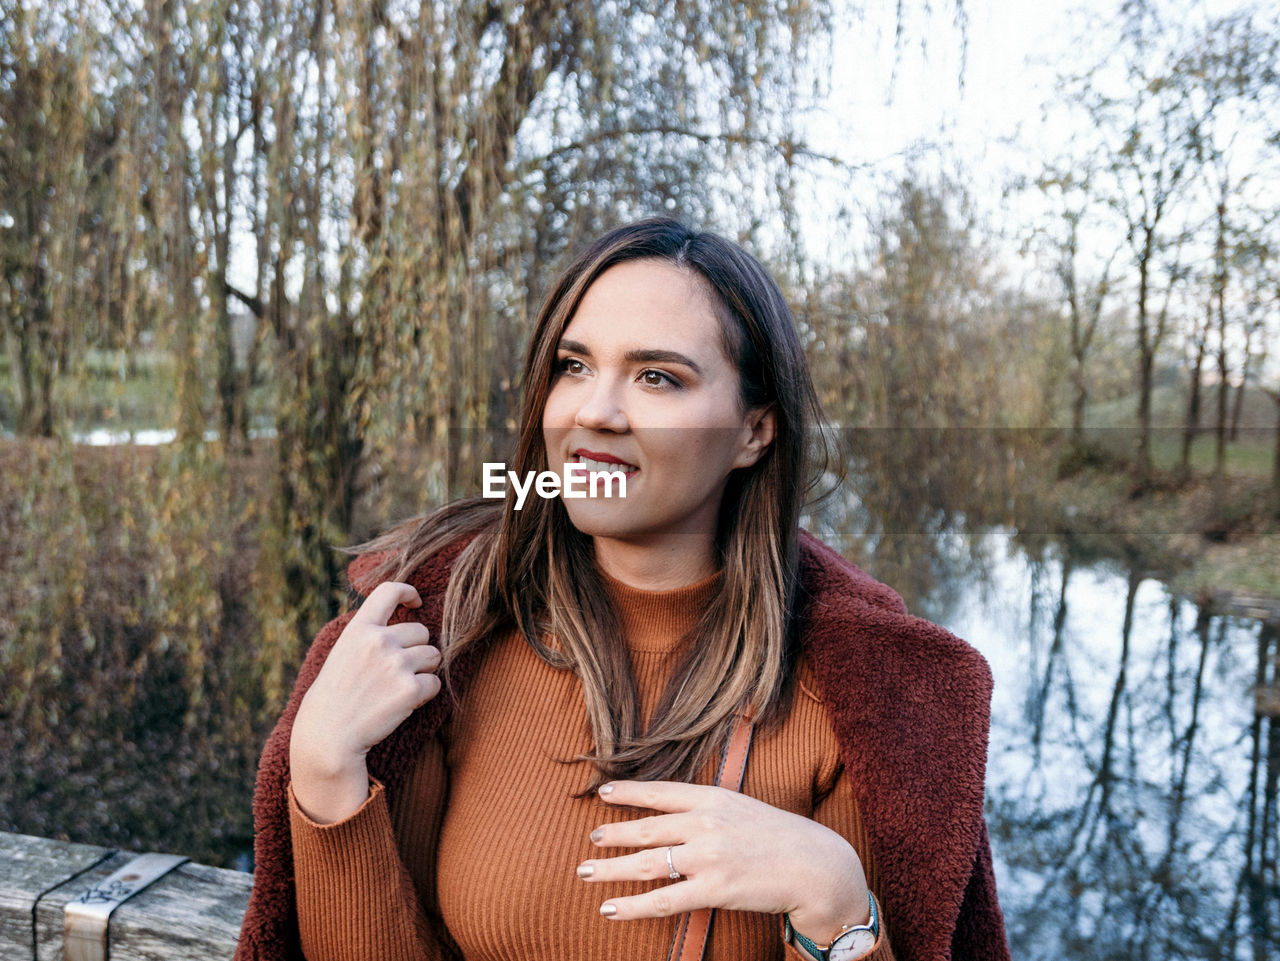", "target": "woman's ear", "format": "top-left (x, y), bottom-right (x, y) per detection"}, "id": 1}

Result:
top-left (734, 406), bottom-right (777, 469)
